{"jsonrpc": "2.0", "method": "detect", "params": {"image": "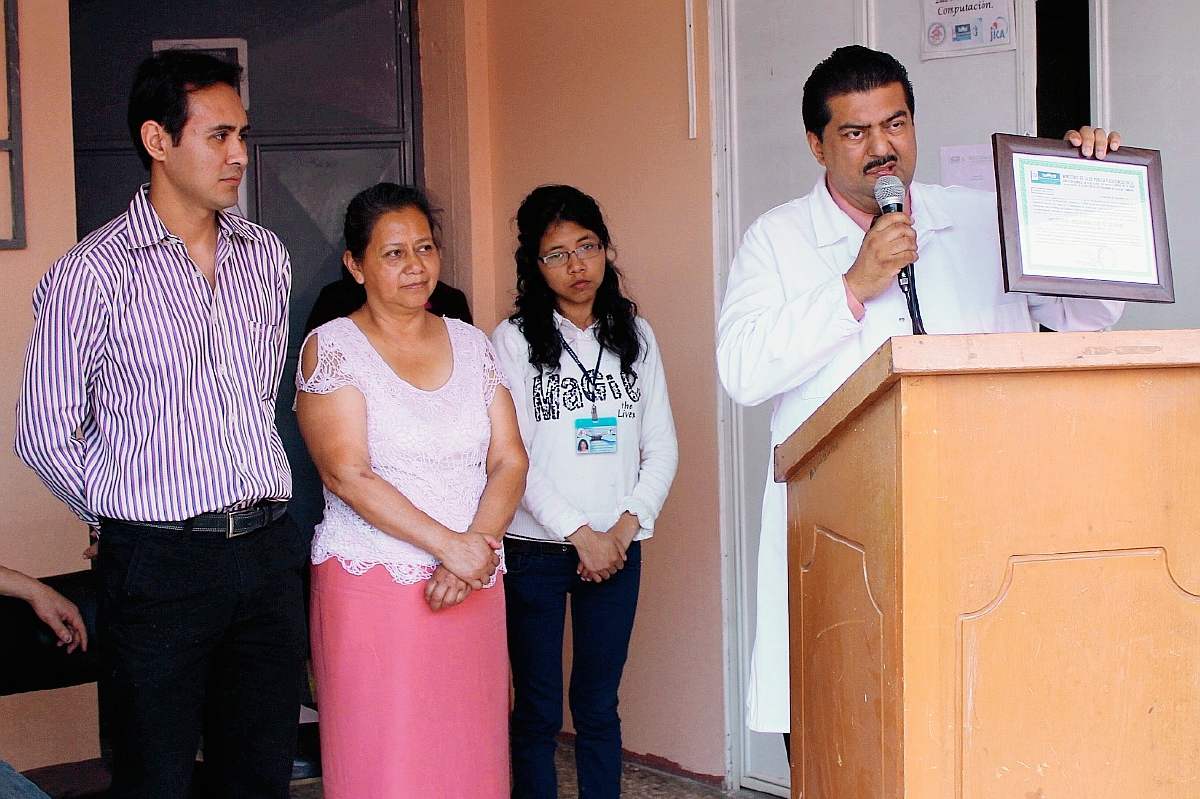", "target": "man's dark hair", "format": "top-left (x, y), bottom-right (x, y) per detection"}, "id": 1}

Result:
top-left (802, 45), bottom-right (915, 140)
top-left (127, 50), bottom-right (243, 170)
